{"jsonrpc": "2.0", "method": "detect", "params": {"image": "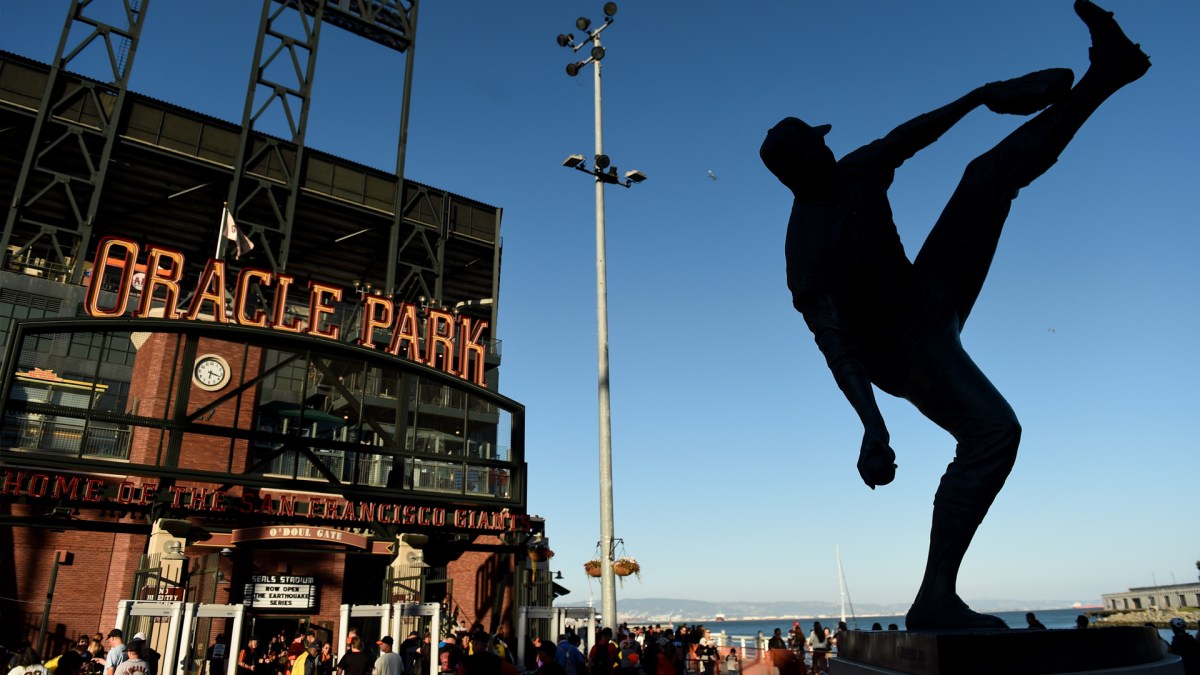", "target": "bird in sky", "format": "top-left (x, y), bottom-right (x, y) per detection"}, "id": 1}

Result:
top-left (707, 170), bottom-right (718, 181)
